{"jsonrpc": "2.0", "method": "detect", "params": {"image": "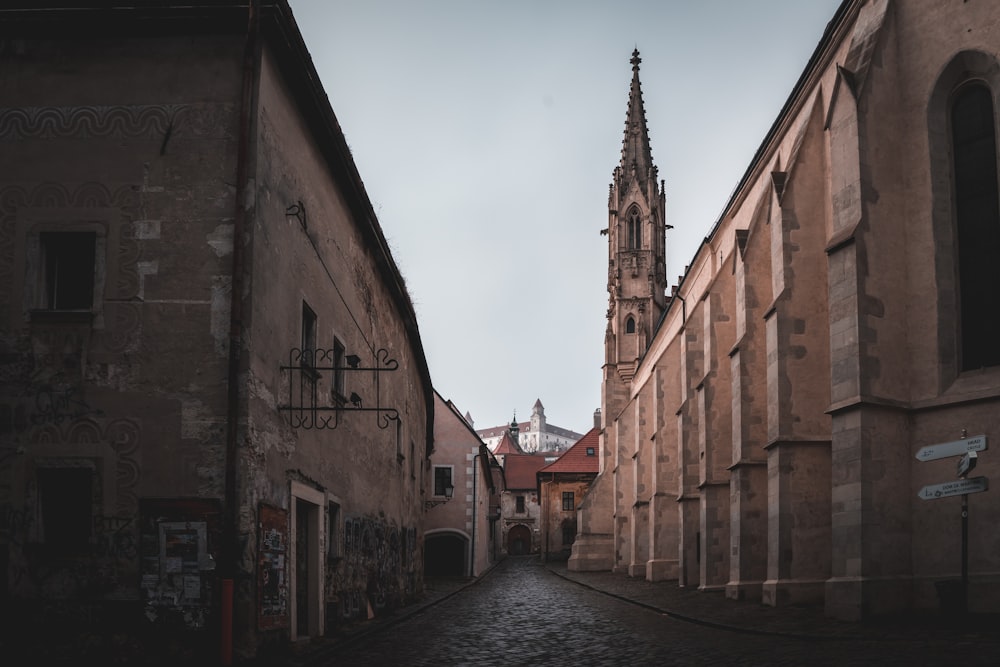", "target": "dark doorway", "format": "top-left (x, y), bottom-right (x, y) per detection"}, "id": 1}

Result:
top-left (424, 533), bottom-right (467, 576)
top-left (295, 498), bottom-right (311, 636)
top-left (507, 524), bottom-right (531, 555)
